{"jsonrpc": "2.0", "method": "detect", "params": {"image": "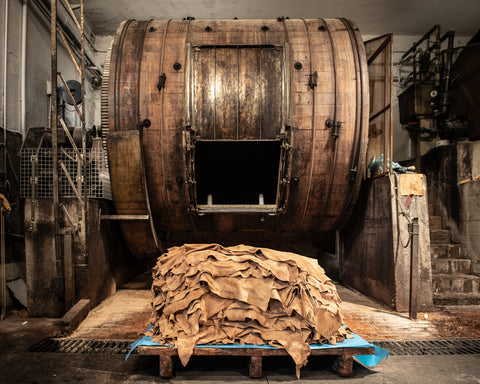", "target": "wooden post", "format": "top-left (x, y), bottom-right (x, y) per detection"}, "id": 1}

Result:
top-left (159, 356), bottom-right (173, 378)
top-left (409, 217), bottom-right (419, 319)
top-left (336, 355), bottom-right (353, 377)
top-left (249, 356), bottom-right (263, 378)
top-left (62, 230), bottom-right (74, 310)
